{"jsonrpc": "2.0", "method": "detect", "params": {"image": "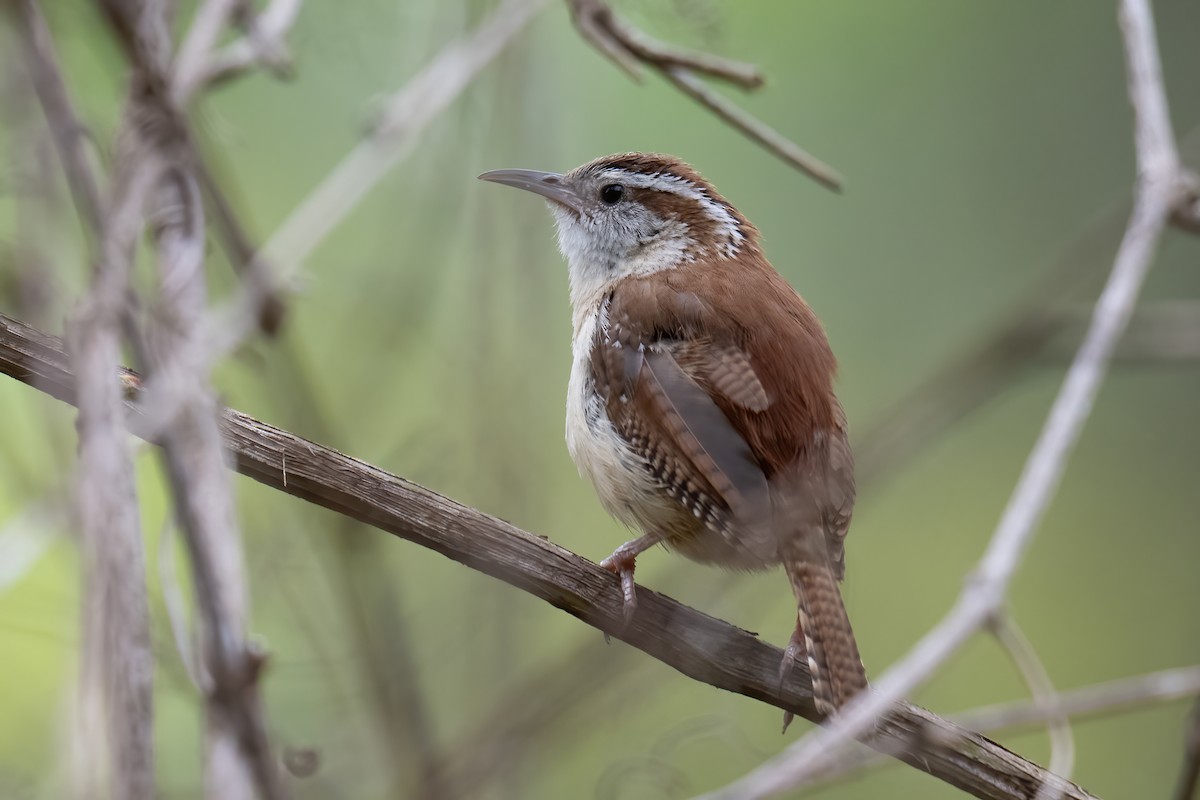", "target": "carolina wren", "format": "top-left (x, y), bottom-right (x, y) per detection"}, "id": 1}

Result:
top-left (479, 153), bottom-right (867, 717)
